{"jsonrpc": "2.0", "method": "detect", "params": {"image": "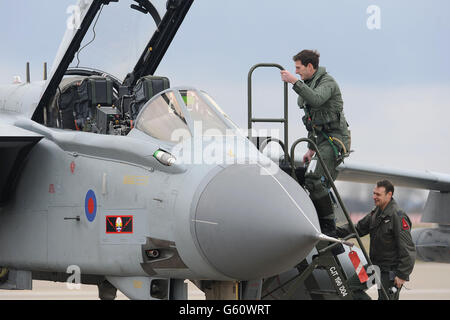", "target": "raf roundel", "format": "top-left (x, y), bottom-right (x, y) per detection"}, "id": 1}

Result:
top-left (85, 189), bottom-right (97, 222)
